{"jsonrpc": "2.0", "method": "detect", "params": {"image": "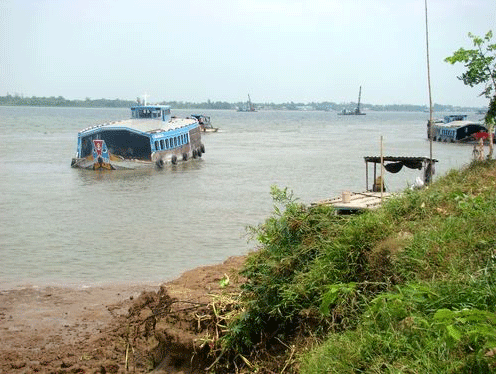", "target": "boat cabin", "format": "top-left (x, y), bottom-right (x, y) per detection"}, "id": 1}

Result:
top-left (191, 114), bottom-right (211, 126)
top-left (444, 114), bottom-right (467, 123)
top-left (131, 105), bottom-right (171, 121)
